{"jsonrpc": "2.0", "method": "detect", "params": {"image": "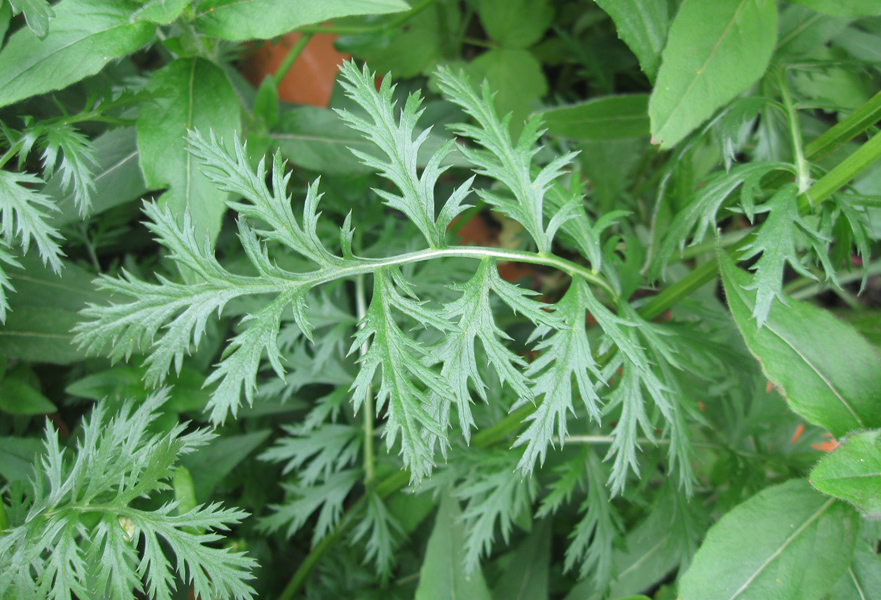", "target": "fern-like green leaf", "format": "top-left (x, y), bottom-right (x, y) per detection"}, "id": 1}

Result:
top-left (40, 124), bottom-right (98, 215)
top-left (259, 423), bottom-right (360, 485)
top-left (0, 391), bottom-right (256, 600)
top-left (336, 61), bottom-right (473, 249)
top-left (349, 489), bottom-right (403, 579)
